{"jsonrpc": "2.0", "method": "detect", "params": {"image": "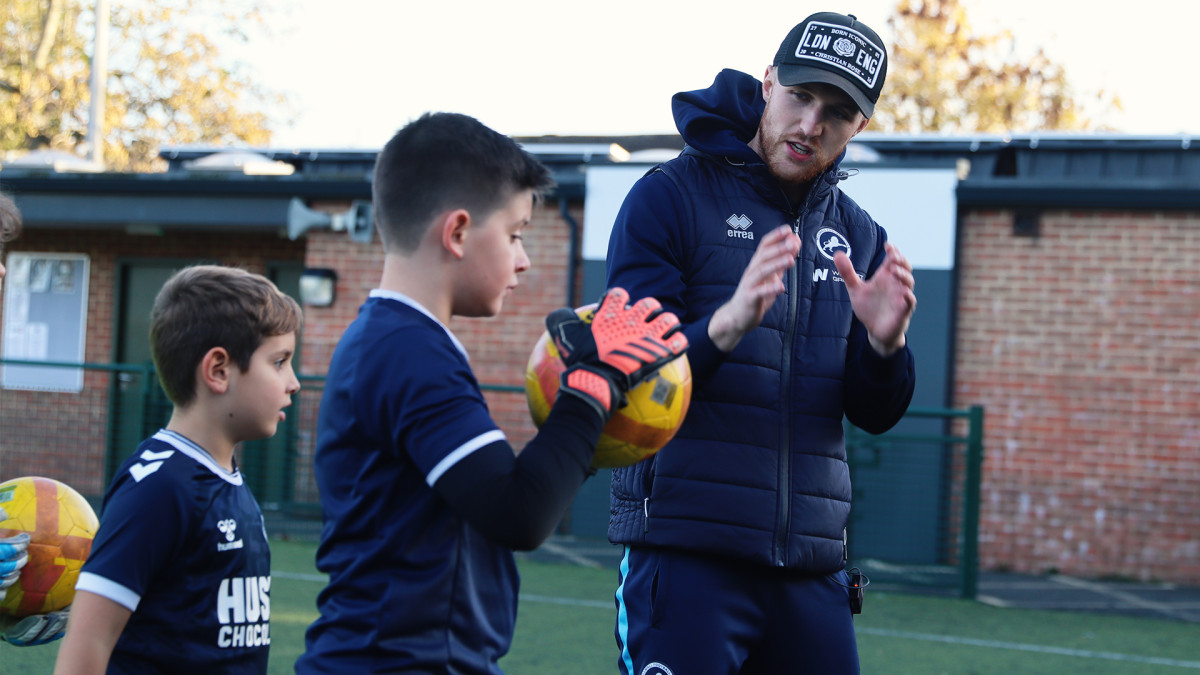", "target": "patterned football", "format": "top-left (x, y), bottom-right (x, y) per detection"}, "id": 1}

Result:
top-left (0, 476), bottom-right (99, 617)
top-left (525, 304), bottom-right (692, 469)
